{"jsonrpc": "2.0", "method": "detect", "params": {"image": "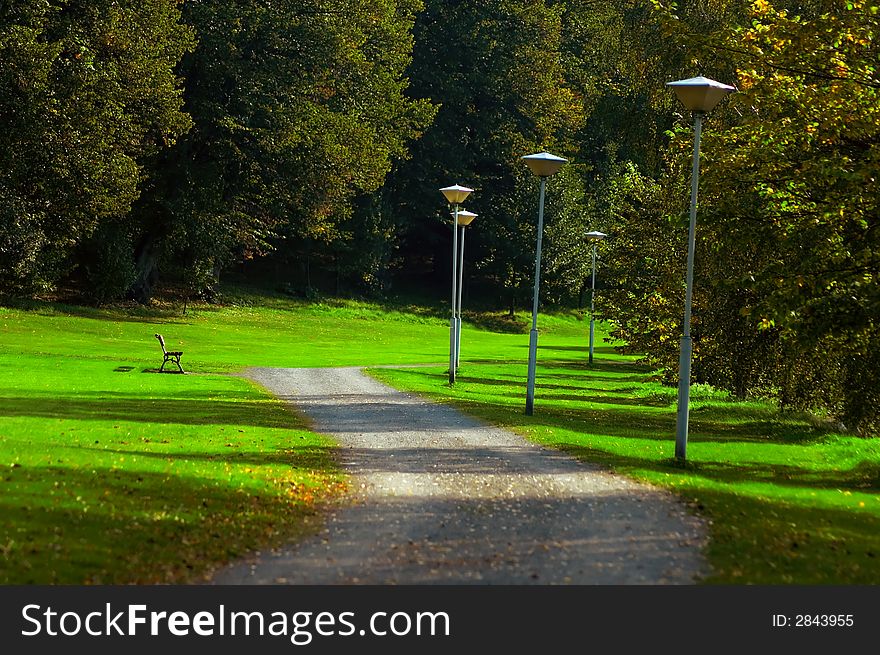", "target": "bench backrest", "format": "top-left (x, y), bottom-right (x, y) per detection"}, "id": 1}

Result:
top-left (155, 334), bottom-right (167, 354)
